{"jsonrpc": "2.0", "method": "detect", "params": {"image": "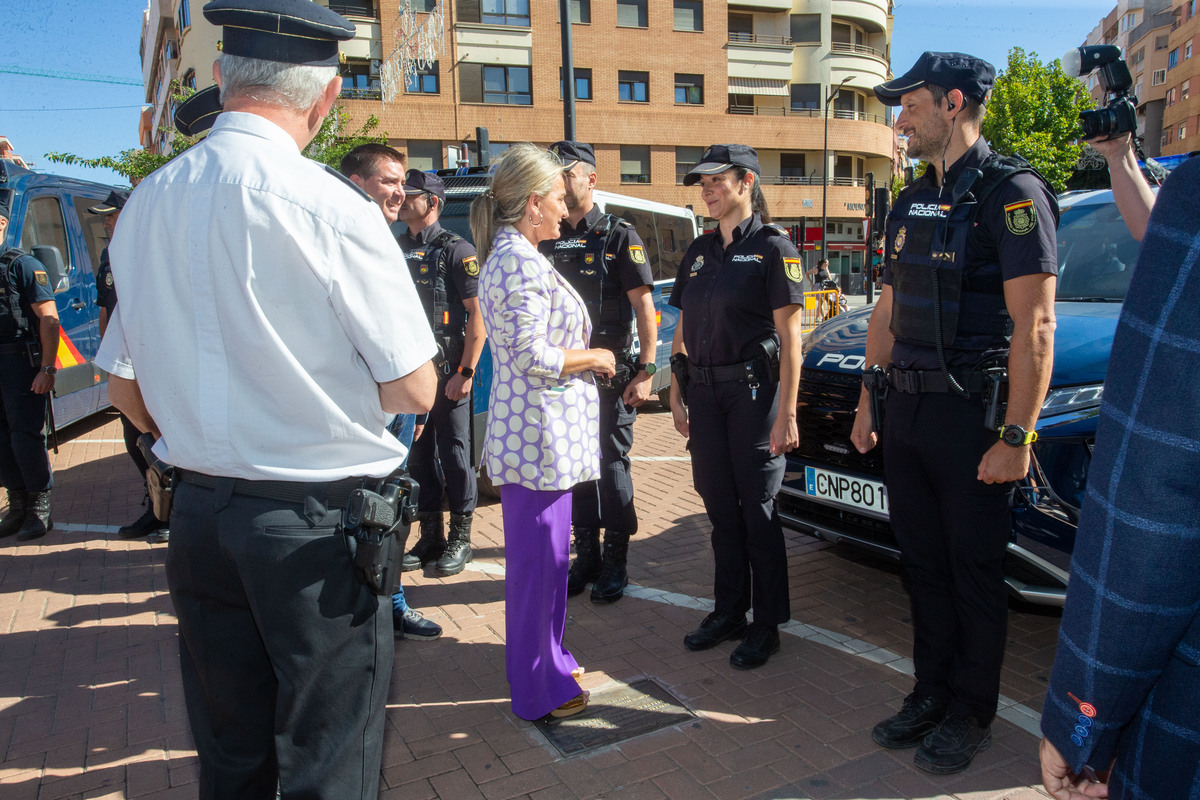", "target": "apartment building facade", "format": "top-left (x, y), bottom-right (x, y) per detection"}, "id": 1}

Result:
top-left (1160, 0), bottom-right (1200, 155)
top-left (141, 0), bottom-right (896, 278)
